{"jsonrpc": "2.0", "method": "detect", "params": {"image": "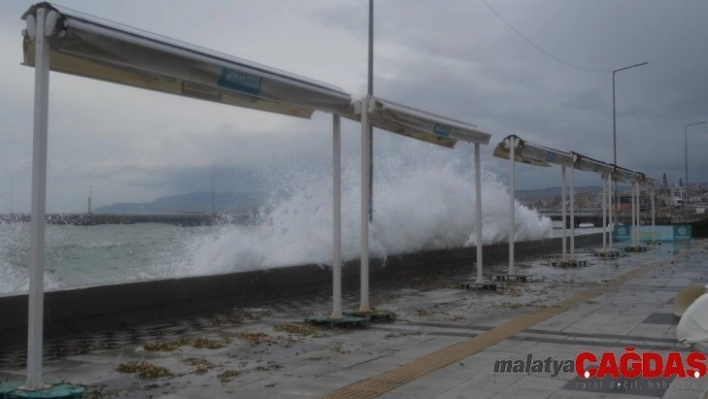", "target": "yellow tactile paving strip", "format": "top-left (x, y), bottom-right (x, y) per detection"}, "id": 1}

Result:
top-left (323, 251), bottom-right (689, 399)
